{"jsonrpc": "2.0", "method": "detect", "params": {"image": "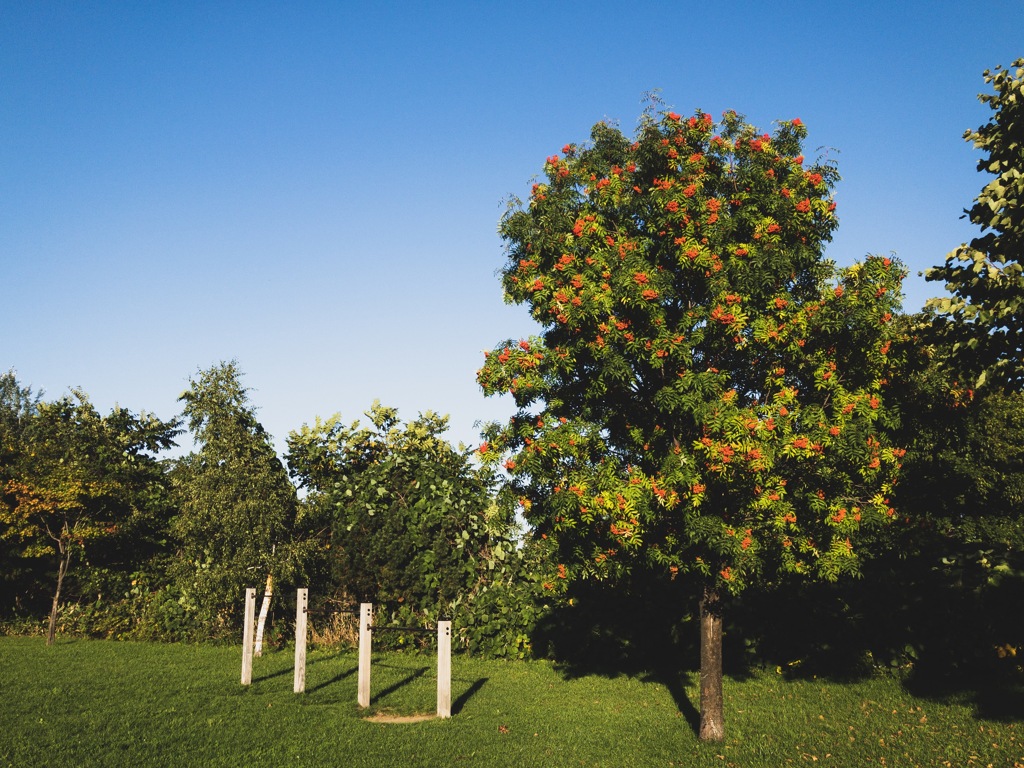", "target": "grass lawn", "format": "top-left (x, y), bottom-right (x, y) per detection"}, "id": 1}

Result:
top-left (0, 637), bottom-right (1021, 767)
